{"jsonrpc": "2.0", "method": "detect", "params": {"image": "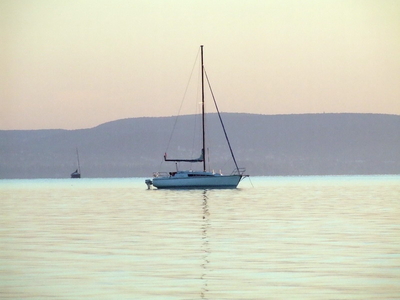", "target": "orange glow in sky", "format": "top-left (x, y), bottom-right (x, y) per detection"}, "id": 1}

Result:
top-left (1, 0), bottom-right (399, 129)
